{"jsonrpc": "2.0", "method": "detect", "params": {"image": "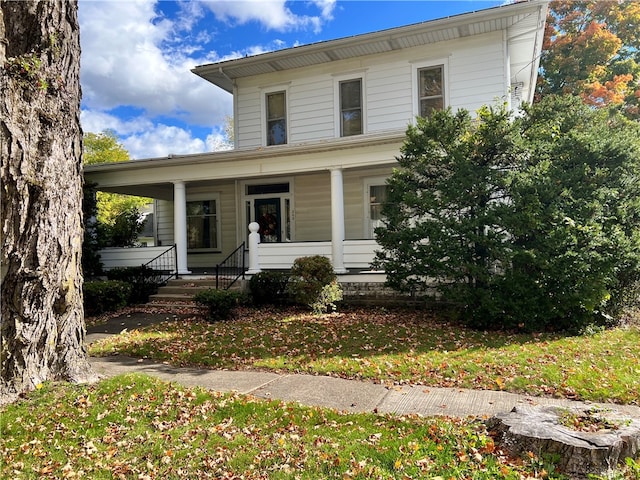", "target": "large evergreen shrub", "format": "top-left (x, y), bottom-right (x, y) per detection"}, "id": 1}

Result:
top-left (375, 96), bottom-right (640, 331)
